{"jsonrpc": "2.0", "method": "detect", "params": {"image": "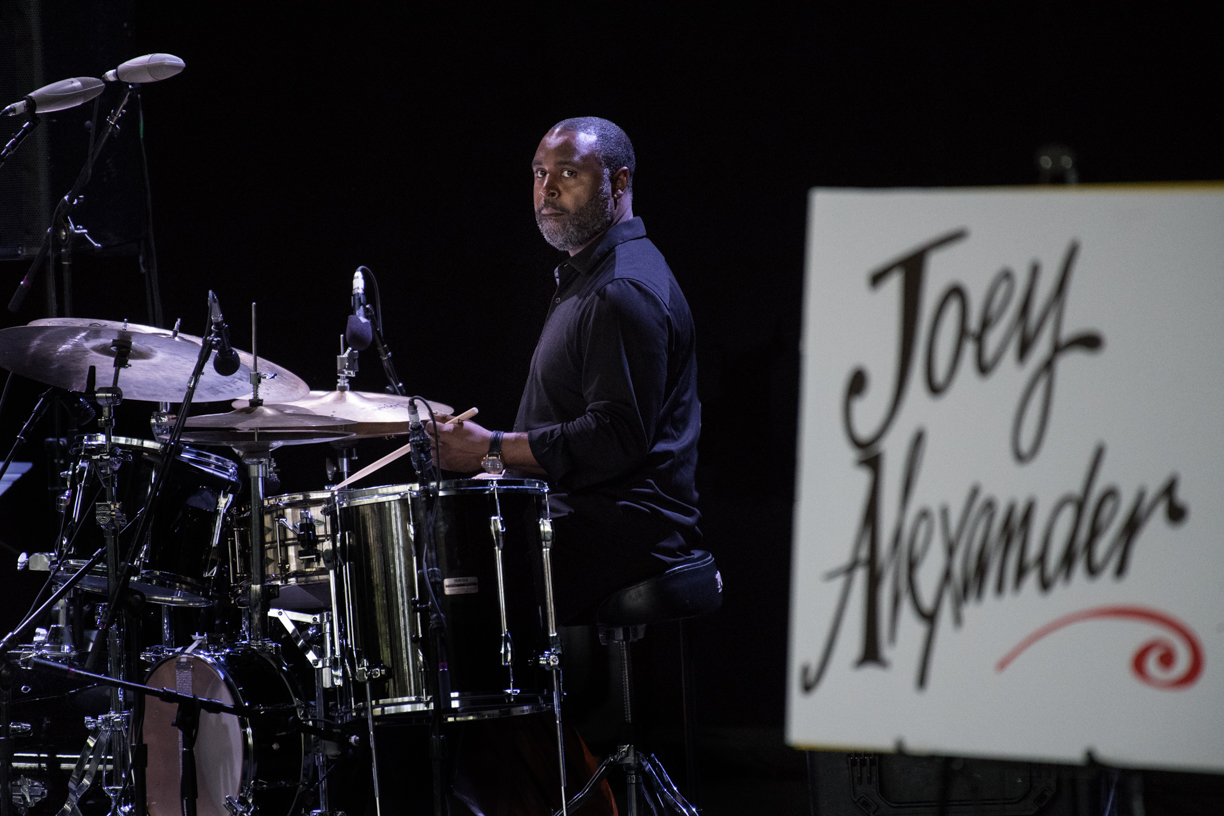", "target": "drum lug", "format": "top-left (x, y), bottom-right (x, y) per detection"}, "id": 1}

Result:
top-left (538, 649), bottom-right (562, 670)
top-left (224, 784), bottom-right (258, 816)
top-left (500, 632), bottom-right (514, 668)
top-left (356, 662), bottom-right (387, 682)
top-left (321, 539), bottom-right (337, 570)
